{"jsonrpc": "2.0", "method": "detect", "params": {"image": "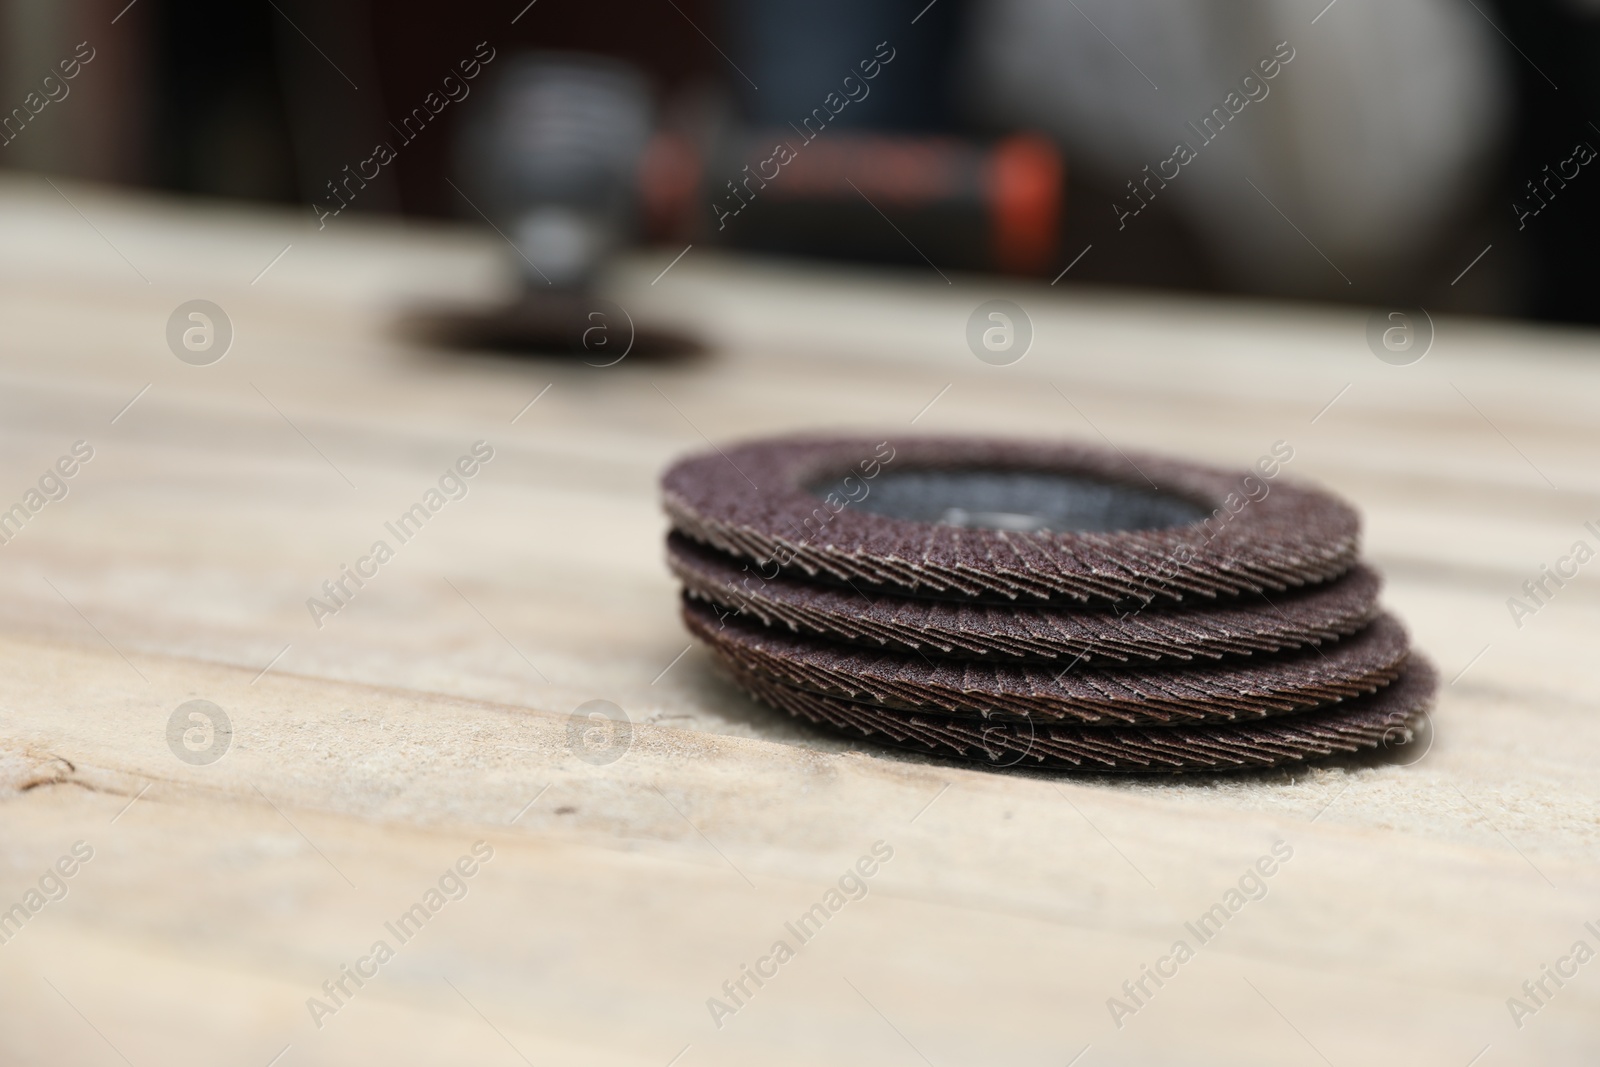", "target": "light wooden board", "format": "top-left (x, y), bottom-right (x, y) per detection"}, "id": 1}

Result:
top-left (0, 174), bottom-right (1597, 1066)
